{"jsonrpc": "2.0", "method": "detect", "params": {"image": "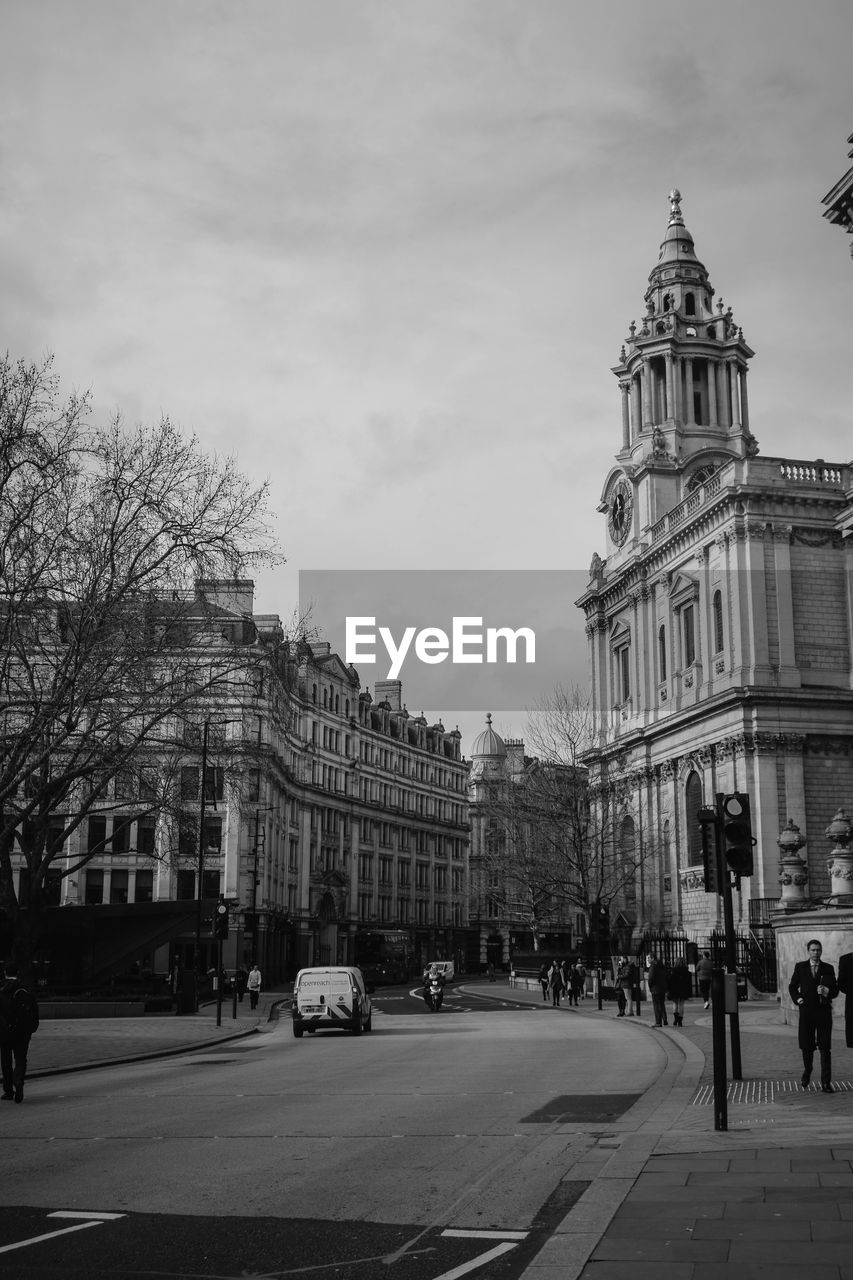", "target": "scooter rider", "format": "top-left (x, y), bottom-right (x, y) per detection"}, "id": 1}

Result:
top-left (423, 964), bottom-right (445, 1011)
